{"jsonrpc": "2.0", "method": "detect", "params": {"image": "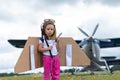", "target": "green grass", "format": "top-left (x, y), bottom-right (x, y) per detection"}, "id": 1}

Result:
top-left (1, 71), bottom-right (120, 80)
